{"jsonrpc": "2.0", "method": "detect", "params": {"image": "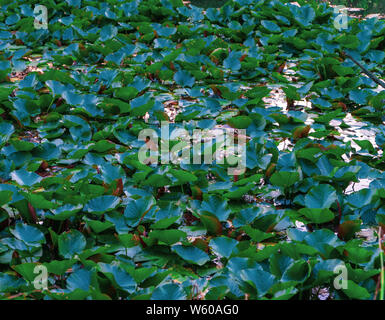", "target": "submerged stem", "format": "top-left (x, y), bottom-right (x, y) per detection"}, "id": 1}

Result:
top-left (378, 227), bottom-right (384, 300)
